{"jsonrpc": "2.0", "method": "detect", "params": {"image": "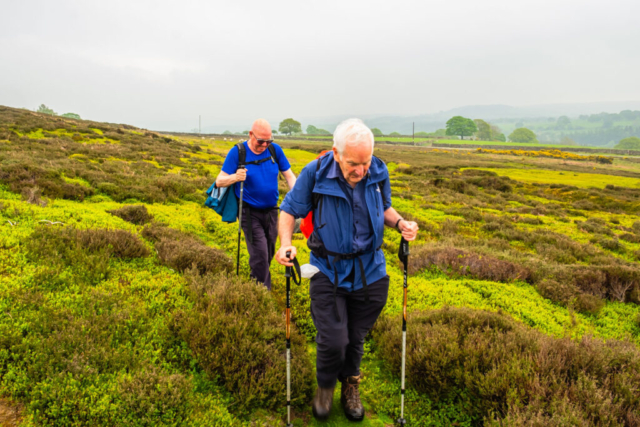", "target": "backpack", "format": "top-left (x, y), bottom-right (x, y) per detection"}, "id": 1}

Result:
top-left (300, 150), bottom-right (331, 238)
top-left (204, 182), bottom-right (238, 223)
